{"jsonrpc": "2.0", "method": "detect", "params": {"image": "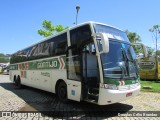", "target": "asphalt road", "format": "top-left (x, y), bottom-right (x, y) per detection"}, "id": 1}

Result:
top-left (0, 74), bottom-right (160, 119)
